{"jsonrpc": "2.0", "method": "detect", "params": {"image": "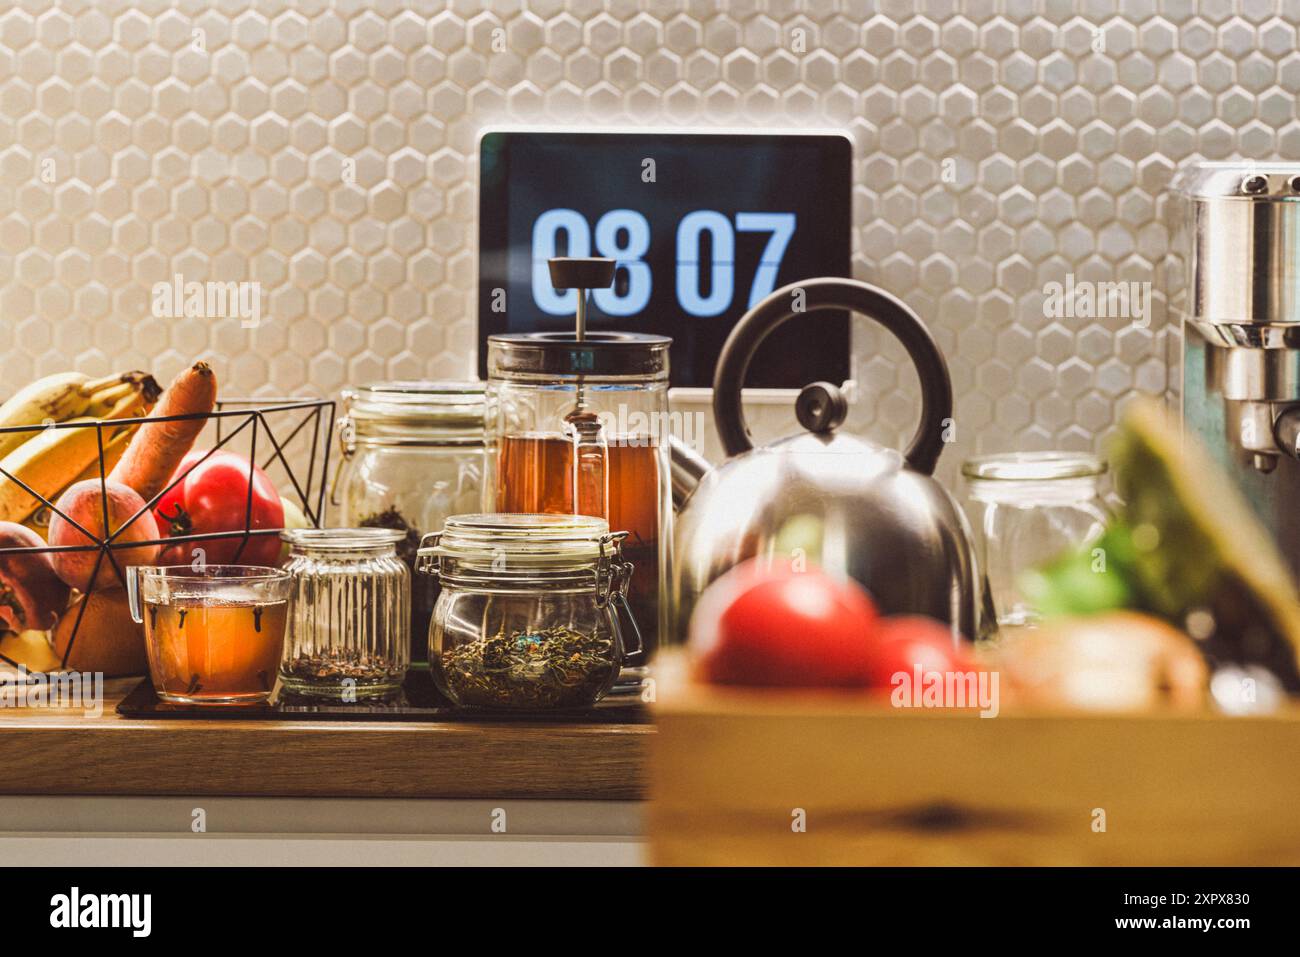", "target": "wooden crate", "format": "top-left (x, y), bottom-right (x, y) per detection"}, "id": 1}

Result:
top-left (647, 662), bottom-right (1300, 866)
